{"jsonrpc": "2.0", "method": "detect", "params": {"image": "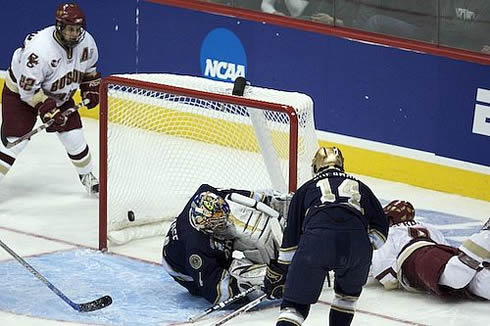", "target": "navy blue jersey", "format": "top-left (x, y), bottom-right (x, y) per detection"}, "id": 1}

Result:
top-left (279, 170), bottom-right (388, 263)
top-left (162, 184), bottom-right (253, 304)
